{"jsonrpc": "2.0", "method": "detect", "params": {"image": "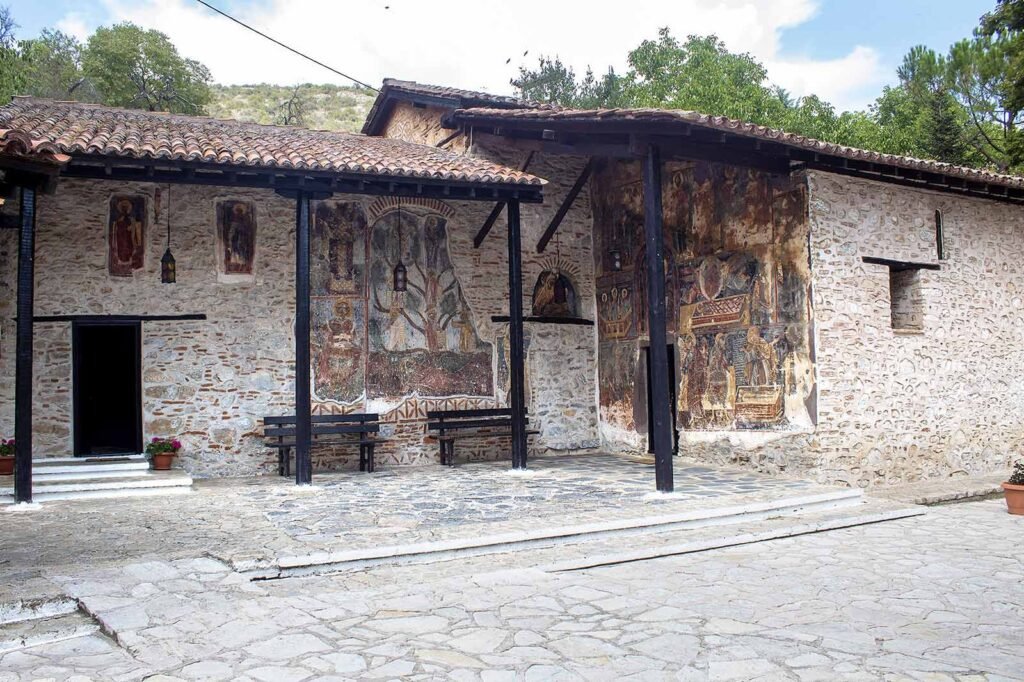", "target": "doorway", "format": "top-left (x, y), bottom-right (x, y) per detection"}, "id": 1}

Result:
top-left (645, 343), bottom-right (679, 454)
top-left (73, 322), bottom-right (143, 456)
